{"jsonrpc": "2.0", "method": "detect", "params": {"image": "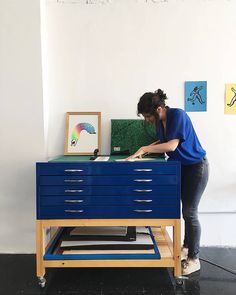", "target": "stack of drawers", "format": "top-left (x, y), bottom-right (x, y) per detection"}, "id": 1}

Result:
top-left (36, 160), bottom-right (180, 219)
